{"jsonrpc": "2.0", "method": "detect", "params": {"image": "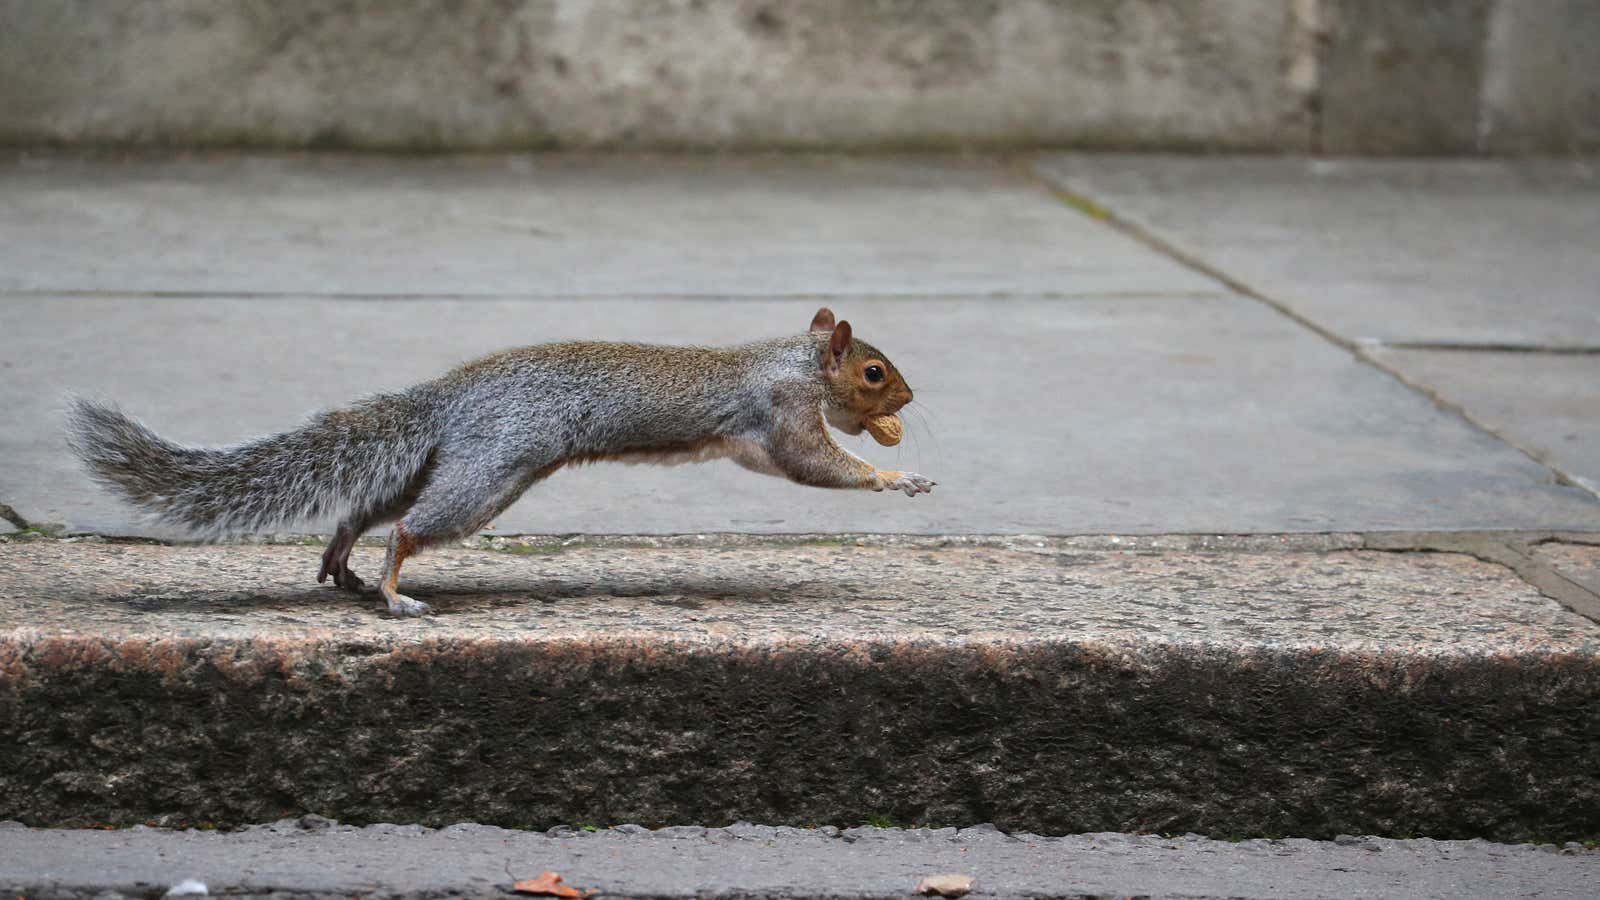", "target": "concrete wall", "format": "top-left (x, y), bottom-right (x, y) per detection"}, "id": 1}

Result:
top-left (1482, 0), bottom-right (1600, 154)
top-left (1319, 0), bottom-right (1492, 155)
top-left (0, 0), bottom-right (1592, 153)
